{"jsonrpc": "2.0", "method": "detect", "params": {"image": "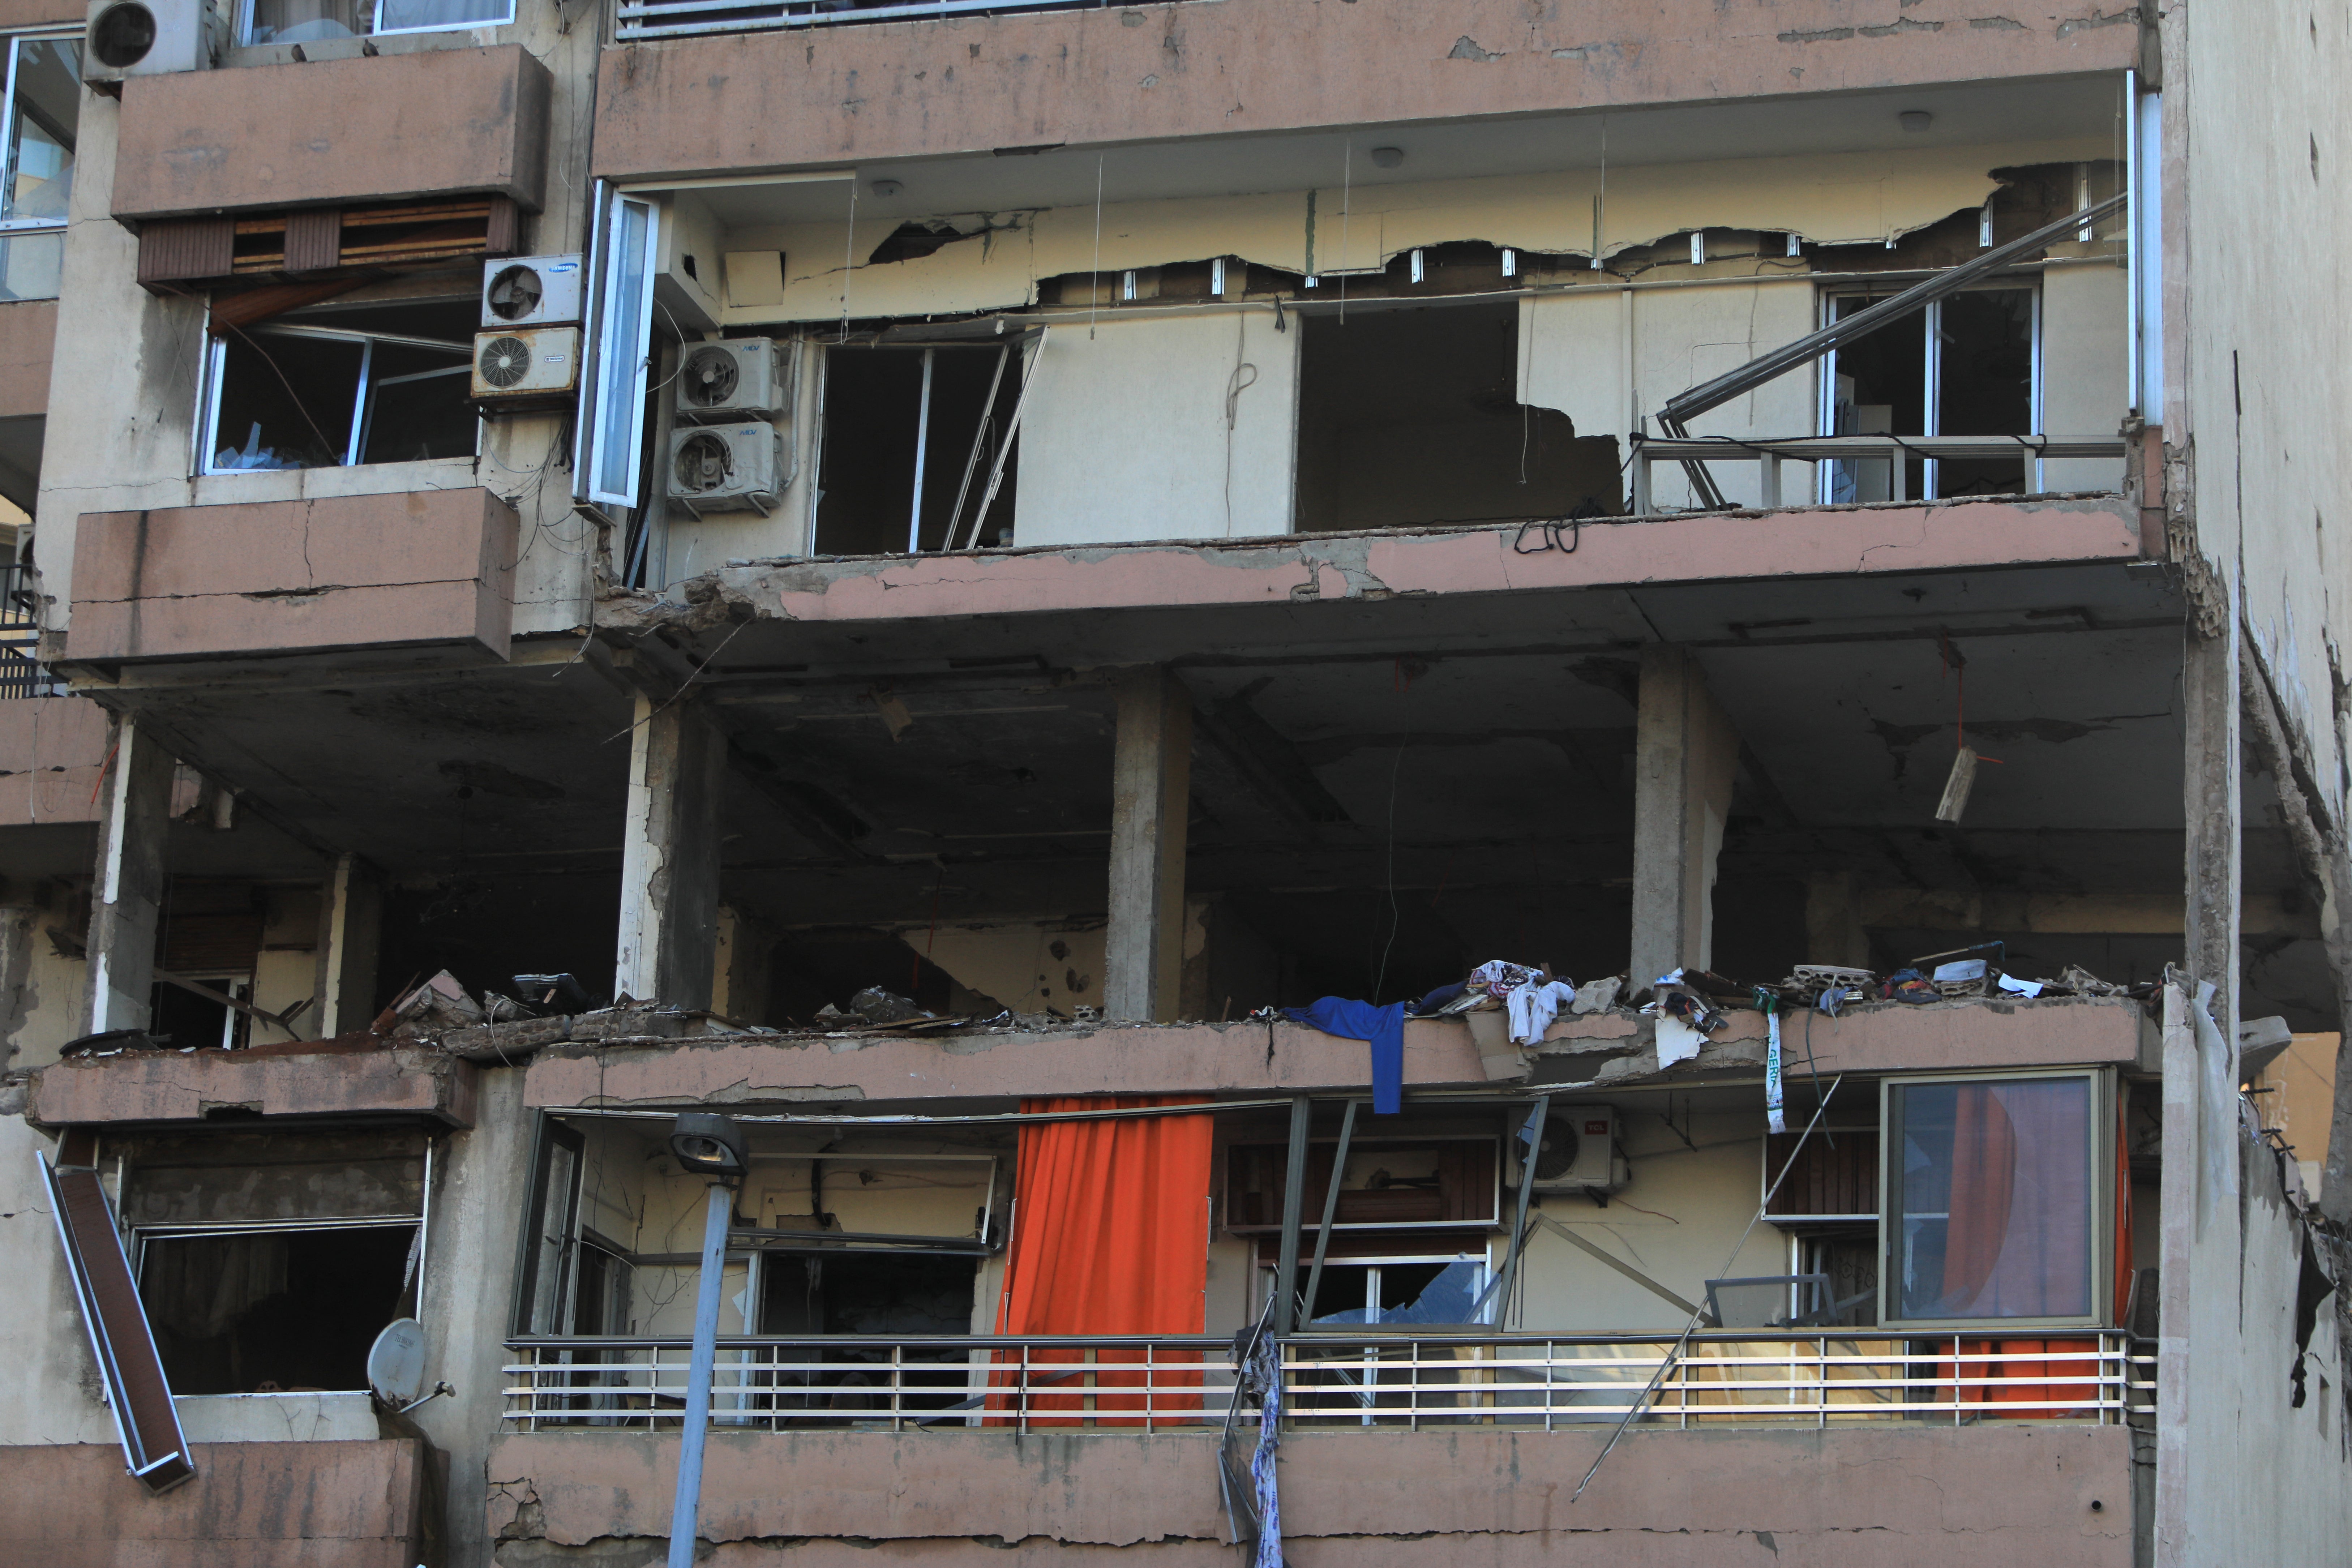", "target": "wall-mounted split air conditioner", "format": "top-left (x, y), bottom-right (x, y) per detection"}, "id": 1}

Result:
top-left (482, 254), bottom-right (584, 330)
top-left (668, 421), bottom-right (789, 517)
top-left (472, 325), bottom-right (580, 408)
top-left (1516, 1106), bottom-right (1627, 1195)
top-left (674, 338), bottom-right (791, 424)
top-left (84, 0), bottom-right (221, 89)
